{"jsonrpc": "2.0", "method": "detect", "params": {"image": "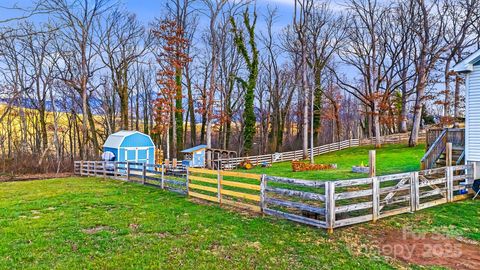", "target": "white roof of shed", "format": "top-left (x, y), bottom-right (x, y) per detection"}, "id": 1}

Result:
top-left (452, 49), bottom-right (480, 73)
top-left (103, 130), bottom-right (142, 148)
